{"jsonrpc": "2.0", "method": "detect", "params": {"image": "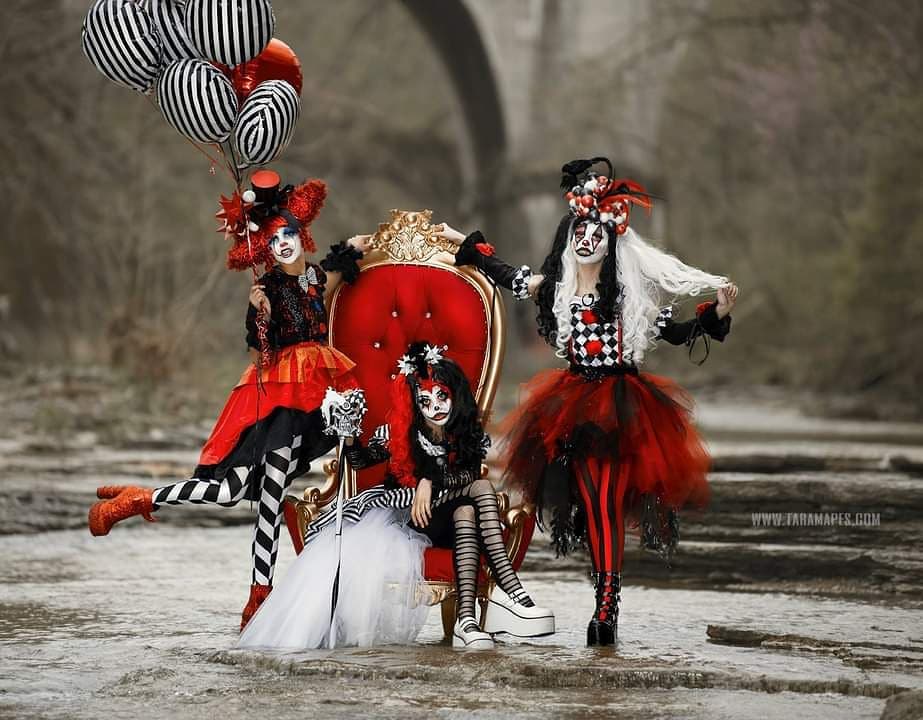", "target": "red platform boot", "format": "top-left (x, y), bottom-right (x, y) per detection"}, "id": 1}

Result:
top-left (88, 486), bottom-right (157, 536)
top-left (241, 584), bottom-right (272, 631)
